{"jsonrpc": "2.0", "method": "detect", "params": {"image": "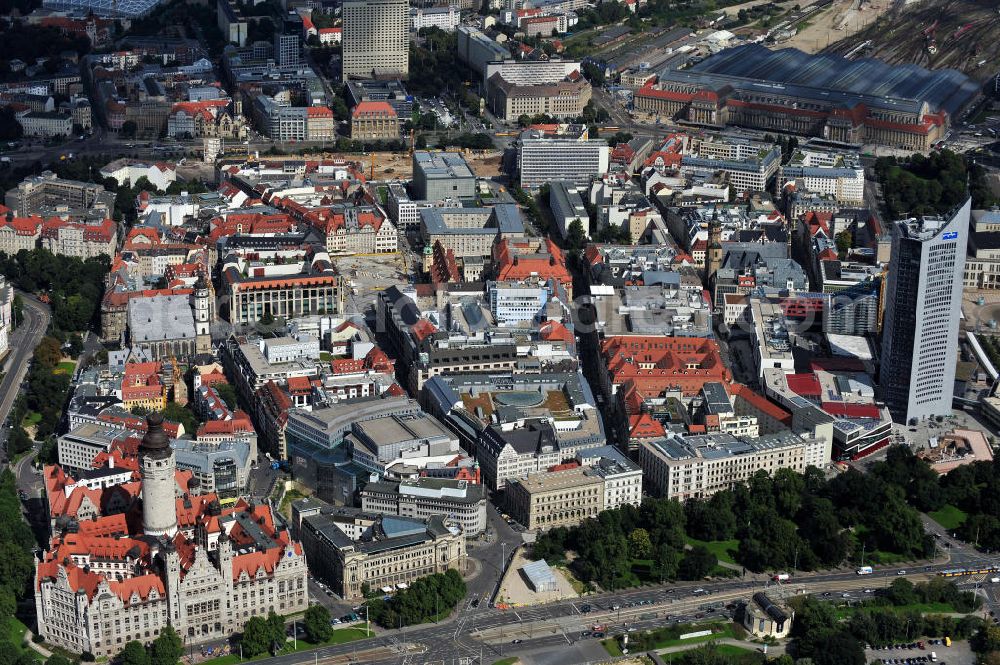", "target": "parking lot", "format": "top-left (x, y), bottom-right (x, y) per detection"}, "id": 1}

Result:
top-left (866, 638), bottom-right (970, 665)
